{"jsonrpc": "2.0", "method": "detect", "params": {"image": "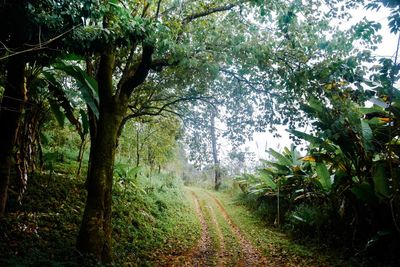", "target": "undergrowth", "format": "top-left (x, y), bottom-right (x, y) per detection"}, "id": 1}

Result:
top-left (0, 168), bottom-right (199, 266)
top-left (113, 173), bottom-right (200, 266)
top-left (214, 190), bottom-right (343, 266)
